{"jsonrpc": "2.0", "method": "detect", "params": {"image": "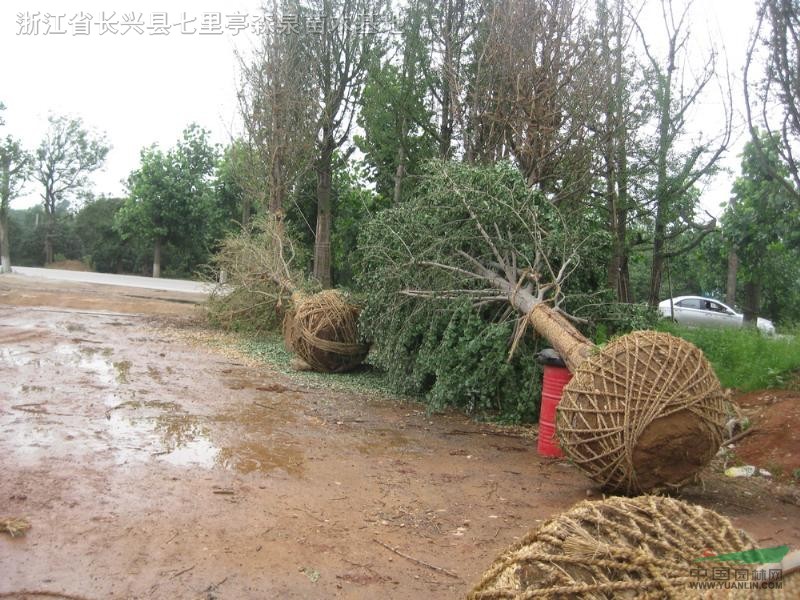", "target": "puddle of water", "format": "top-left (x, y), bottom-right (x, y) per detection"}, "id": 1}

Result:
top-left (102, 404), bottom-right (305, 475)
top-left (4, 424), bottom-right (62, 467)
top-left (159, 437), bottom-right (218, 469)
top-left (106, 412), bottom-right (160, 464)
top-left (216, 440), bottom-right (303, 475)
top-left (0, 347), bottom-right (40, 367)
top-left (356, 428), bottom-right (412, 456)
top-left (54, 344), bottom-right (117, 386)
